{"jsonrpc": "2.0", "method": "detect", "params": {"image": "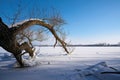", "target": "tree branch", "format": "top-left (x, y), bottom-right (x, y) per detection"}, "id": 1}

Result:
top-left (11, 19), bottom-right (69, 54)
